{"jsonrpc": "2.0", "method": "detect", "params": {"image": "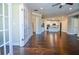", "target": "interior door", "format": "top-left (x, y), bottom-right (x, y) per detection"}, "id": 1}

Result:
top-left (0, 3), bottom-right (13, 55)
top-left (0, 3), bottom-right (4, 54)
